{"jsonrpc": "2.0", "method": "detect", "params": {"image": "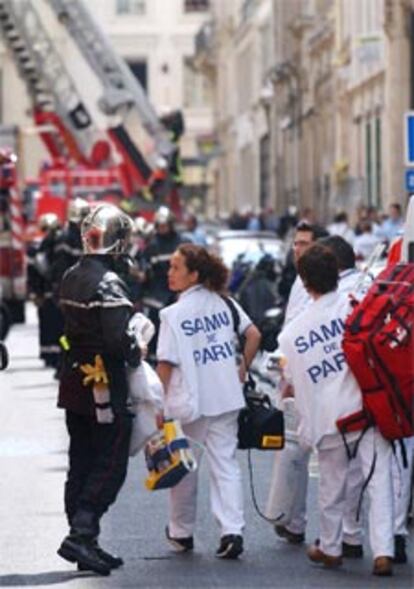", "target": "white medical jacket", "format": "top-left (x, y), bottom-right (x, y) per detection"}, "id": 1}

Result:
top-left (278, 291), bottom-right (362, 449)
top-left (157, 285), bottom-right (252, 423)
